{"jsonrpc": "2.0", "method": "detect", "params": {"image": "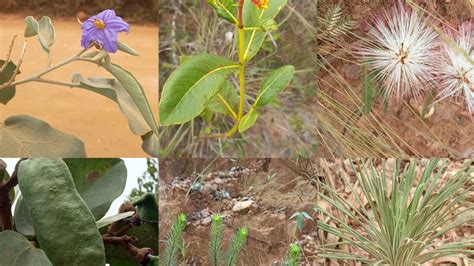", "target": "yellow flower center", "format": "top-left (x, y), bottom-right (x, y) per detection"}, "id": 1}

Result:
top-left (252, 0), bottom-right (269, 9)
top-left (93, 19), bottom-right (106, 30)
